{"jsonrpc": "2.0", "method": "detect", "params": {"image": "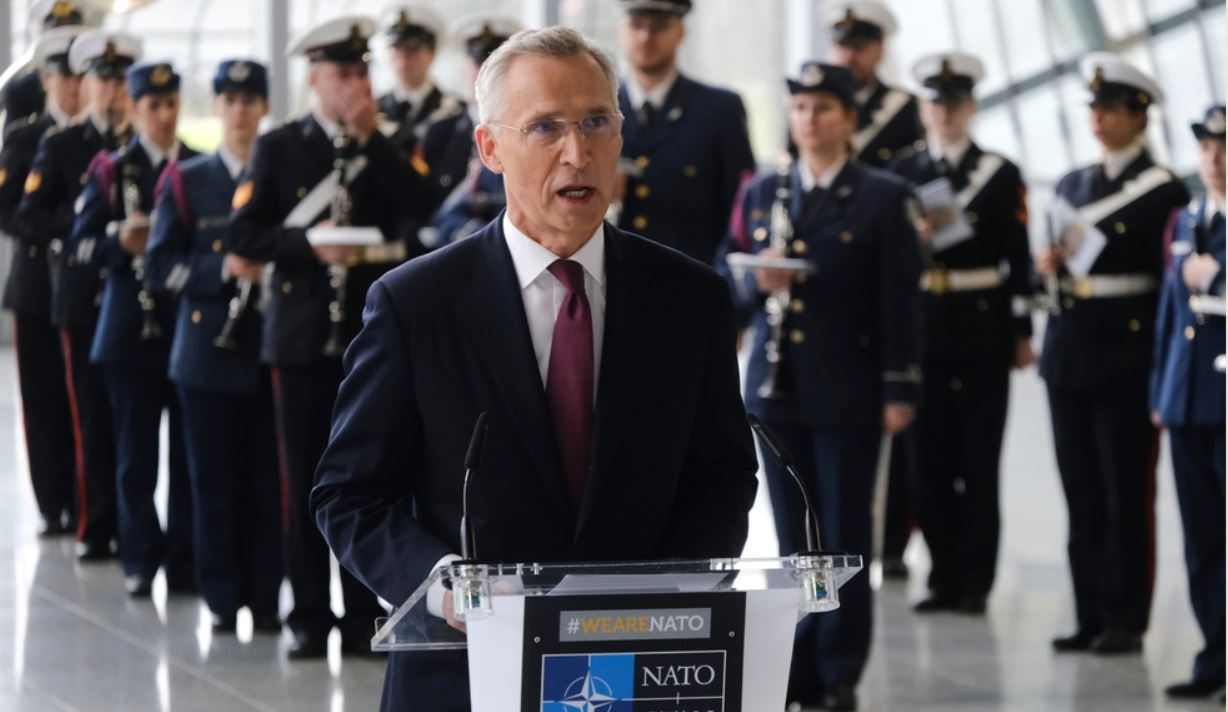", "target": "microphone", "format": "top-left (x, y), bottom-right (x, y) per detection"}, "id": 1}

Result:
top-left (459, 412), bottom-right (489, 561)
top-left (747, 413), bottom-right (821, 554)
